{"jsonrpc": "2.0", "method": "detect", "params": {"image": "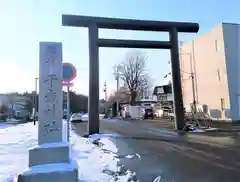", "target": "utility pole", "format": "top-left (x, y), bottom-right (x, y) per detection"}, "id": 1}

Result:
top-left (143, 86), bottom-right (148, 99)
top-left (33, 77), bottom-right (39, 125)
top-left (103, 82), bottom-right (107, 101)
top-left (103, 82), bottom-right (107, 114)
top-left (166, 51), bottom-right (197, 116)
top-left (67, 85), bottom-right (70, 142)
top-left (189, 53), bottom-right (197, 115)
top-left (179, 41), bottom-right (197, 117)
top-left (115, 66), bottom-right (120, 116)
